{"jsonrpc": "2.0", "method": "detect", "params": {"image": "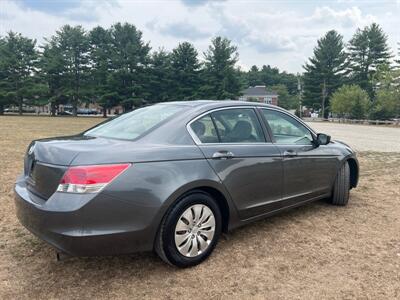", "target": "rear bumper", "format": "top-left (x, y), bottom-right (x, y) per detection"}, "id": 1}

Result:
top-left (14, 177), bottom-right (157, 256)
